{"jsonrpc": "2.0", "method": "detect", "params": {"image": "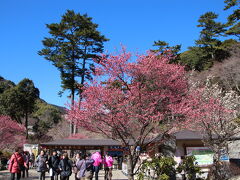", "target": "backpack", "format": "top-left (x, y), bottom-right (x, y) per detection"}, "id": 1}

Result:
top-left (60, 159), bottom-right (72, 177)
